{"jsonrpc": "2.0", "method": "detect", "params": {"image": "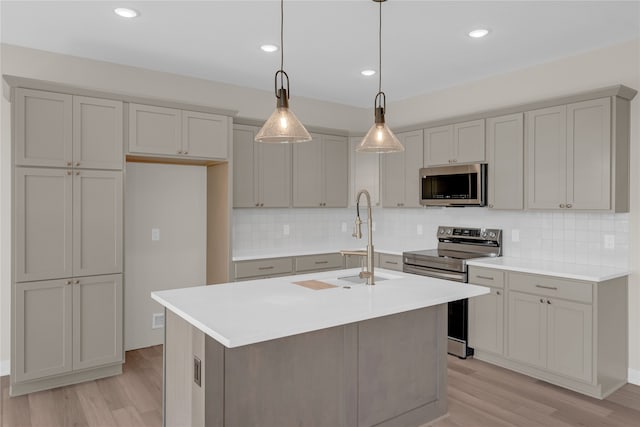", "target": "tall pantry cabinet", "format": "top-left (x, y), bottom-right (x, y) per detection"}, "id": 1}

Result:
top-left (11, 87), bottom-right (124, 396)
